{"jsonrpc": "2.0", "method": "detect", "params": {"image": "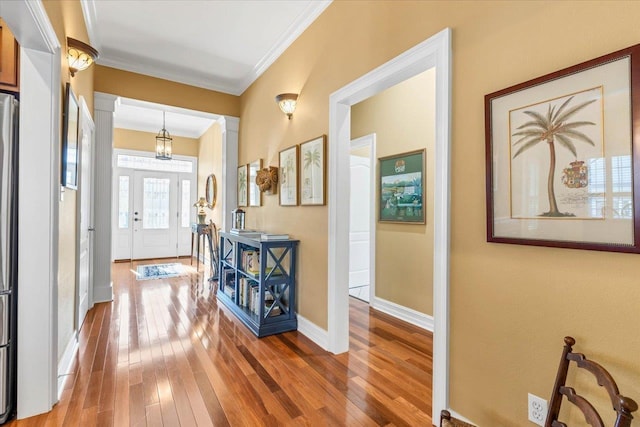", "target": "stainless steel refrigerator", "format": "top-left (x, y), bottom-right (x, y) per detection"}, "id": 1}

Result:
top-left (0, 93), bottom-right (18, 424)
